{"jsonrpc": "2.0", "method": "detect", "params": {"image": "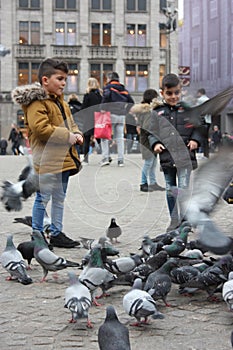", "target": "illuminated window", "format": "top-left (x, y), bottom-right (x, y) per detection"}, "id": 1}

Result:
top-left (19, 21), bottom-right (40, 45)
top-left (55, 22), bottom-right (76, 45)
top-left (90, 63), bottom-right (113, 86)
top-left (159, 64), bottom-right (166, 88)
top-left (125, 64), bottom-right (148, 92)
top-left (160, 32), bottom-right (167, 48)
top-left (91, 23), bottom-right (111, 46)
top-left (91, 0), bottom-right (112, 10)
top-left (18, 62), bottom-right (40, 85)
top-left (126, 24), bottom-right (146, 46)
top-left (126, 0), bottom-right (146, 11)
top-left (66, 63), bottom-right (79, 93)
